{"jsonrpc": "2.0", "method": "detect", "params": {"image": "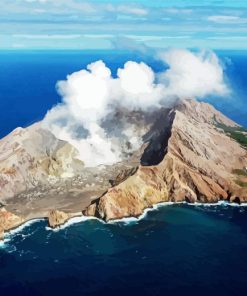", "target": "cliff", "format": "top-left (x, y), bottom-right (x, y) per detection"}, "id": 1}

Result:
top-left (0, 207), bottom-right (24, 240)
top-left (84, 100), bottom-right (247, 221)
